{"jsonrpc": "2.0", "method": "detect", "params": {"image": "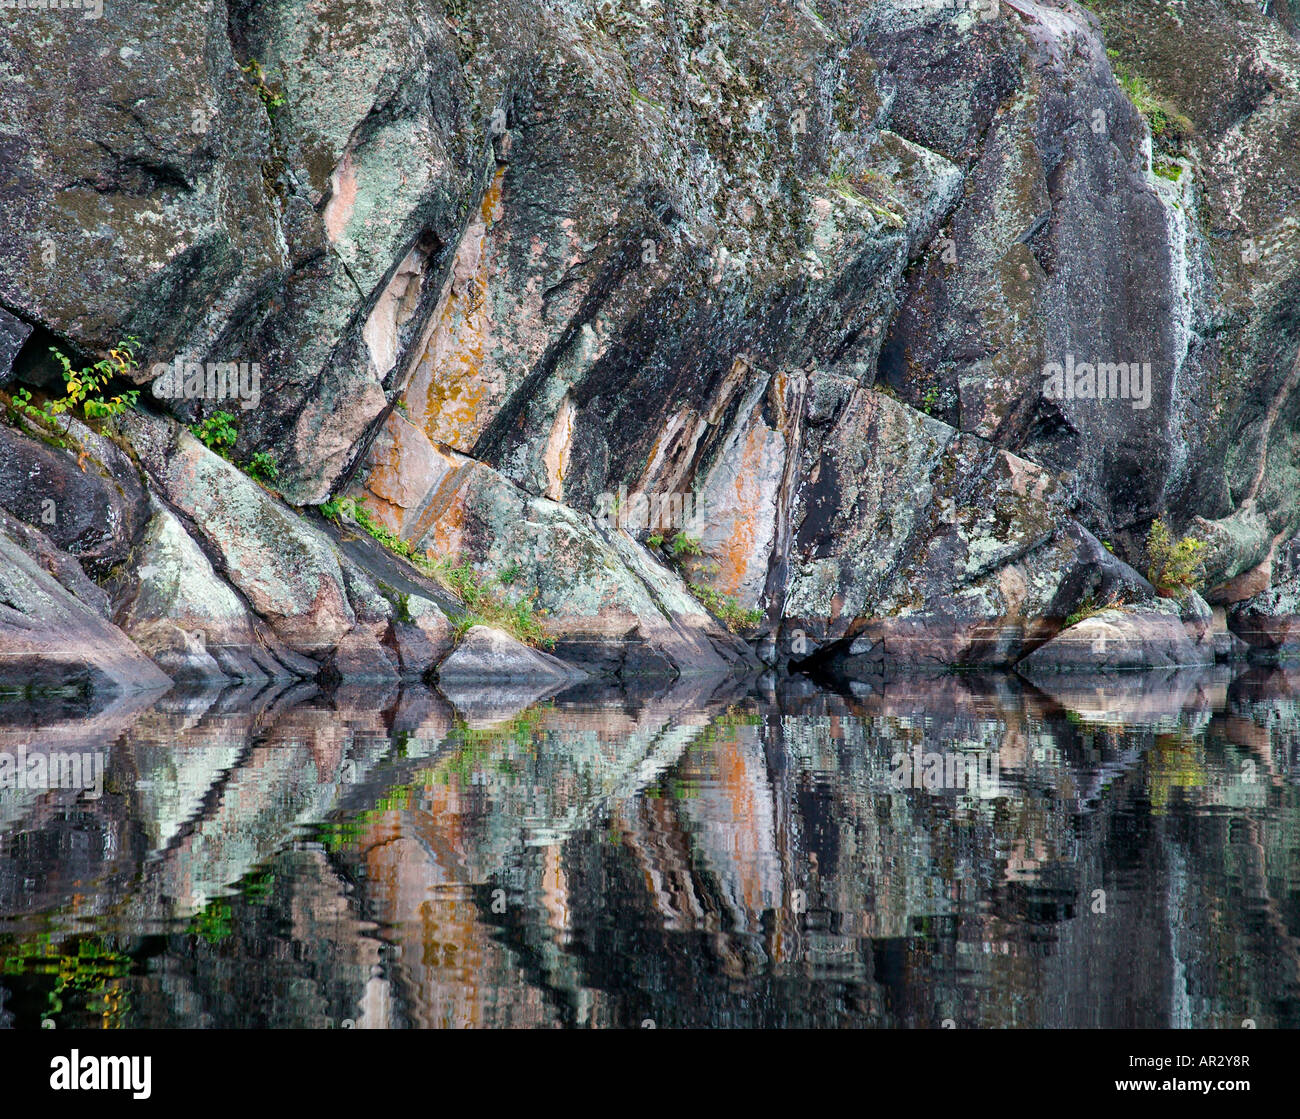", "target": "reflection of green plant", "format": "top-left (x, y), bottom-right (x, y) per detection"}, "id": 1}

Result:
top-left (1146, 517), bottom-right (1206, 594)
top-left (652, 705), bottom-right (763, 794)
top-left (240, 869), bottom-right (276, 905)
top-left (317, 706), bottom-right (550, 850)
top-left (189, 898), bottom-right (234, 944)
top-left (1147, 732), bottom-right (1206, 815)
top-left (1, 935), bottom-right (132, 1027)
